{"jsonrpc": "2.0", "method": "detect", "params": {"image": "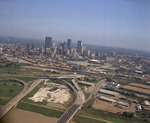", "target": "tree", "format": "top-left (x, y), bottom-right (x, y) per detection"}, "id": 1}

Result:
top-left (122, 112), bottom-right (134, 118)
top-left (9, 89), bottom-right (13, 93)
